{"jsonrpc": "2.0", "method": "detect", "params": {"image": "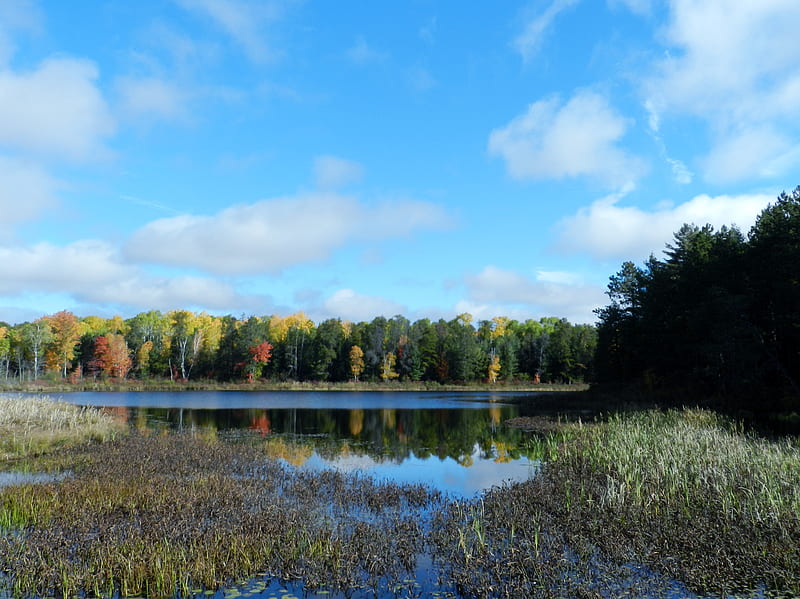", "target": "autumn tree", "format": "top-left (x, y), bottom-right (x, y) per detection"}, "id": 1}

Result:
top-left (244, 341), bottom-right (273, 381)
top-left (487, 354), bottom-right (501, 383)
top-left (349, 345), bottom-right (365, 382)
top-left (90, 334), bottom-right (132, 379)
top-left (44, 310), bottom-right (84, 378)
top-left (380, 351), bottom-right (399, 381)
